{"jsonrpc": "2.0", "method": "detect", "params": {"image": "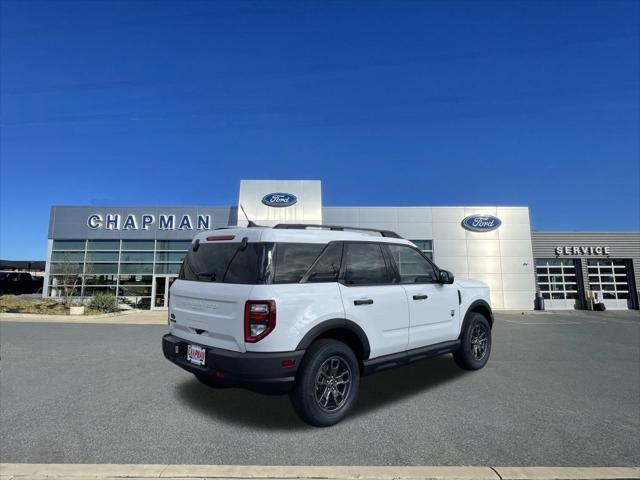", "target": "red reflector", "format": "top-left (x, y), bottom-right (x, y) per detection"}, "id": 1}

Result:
top-left (213, 370), bottom-right (225, 378)
top-left (206, 235), bottom-right (235, 241)
top-left (281, 359), bottom-right (295, 368)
